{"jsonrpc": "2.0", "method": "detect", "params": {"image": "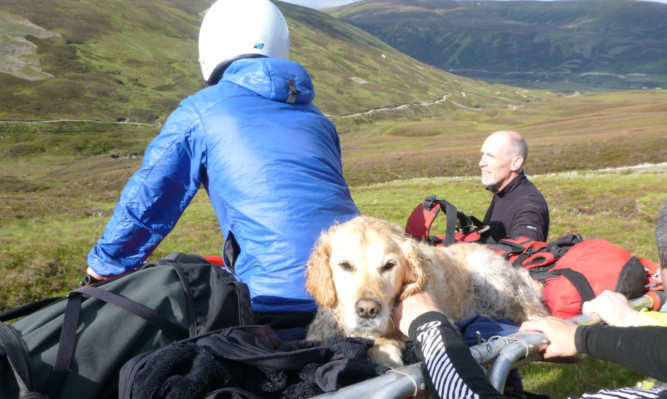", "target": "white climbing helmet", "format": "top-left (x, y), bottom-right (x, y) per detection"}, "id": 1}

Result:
top-left (198, 0), bottom-right (290, 85)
